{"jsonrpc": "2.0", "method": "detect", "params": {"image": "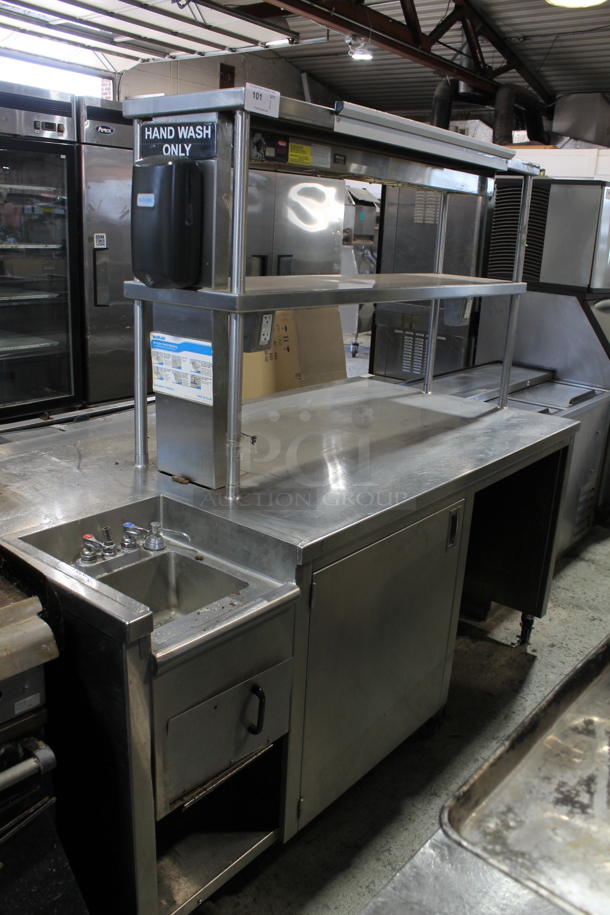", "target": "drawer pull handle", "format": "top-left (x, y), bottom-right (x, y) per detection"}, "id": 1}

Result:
top-left (247, 684), bottom-right (266, 736)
